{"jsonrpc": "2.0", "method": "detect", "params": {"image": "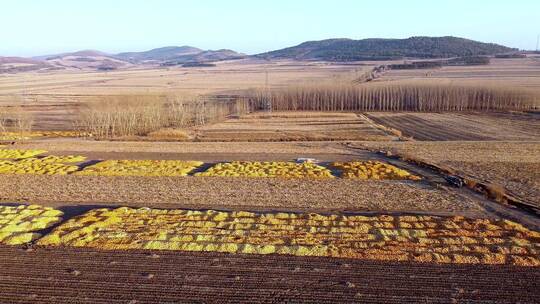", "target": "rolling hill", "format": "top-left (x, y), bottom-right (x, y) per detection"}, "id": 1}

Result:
top-left (257, 36), bottom-right (517, 61)
top-left (115, 46), bottom-right (245, 64)
top-left (0, 56), bottom-right (53, 73)
top-left (38, 50), bottom-right (133, 70)
top-left (0, 37), bottom-right (520, 73)
top-left (116, 46), bottom-right (203, 63)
